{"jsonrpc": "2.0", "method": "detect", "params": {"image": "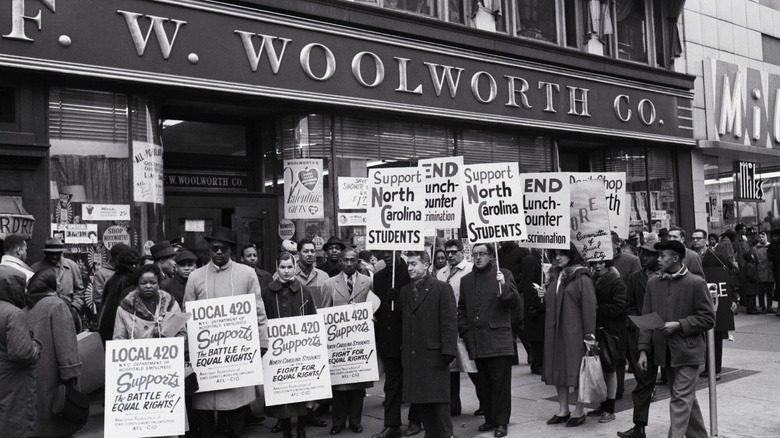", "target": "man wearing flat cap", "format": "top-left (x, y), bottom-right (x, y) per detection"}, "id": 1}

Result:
top-left (32, 237), bottom-right (85, 330)
top-left (636, 240), bottom-right (714, 438)
top-left (322, 236), bottom-right (346, 277)
top-left (150, 240), bottom-right (177, 280)
top-left (160, 250), bottom-right (197, 307)
top-left (183, 226), bottom-right (269, 438)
